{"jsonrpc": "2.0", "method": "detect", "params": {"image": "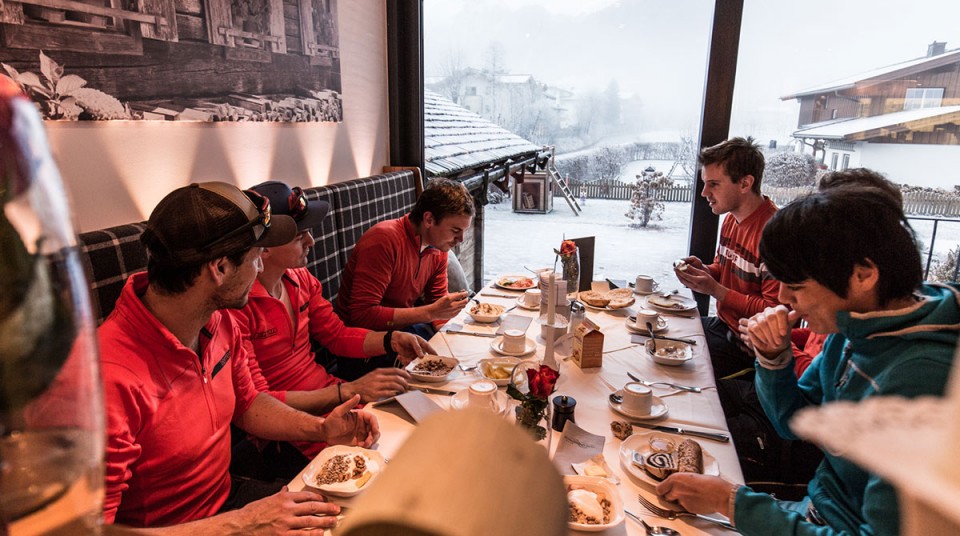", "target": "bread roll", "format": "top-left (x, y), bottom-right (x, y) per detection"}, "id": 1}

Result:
top-left (579, 291), bottom-right (610, 307)
top-left (676, 439), bottom-right (703, 474)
